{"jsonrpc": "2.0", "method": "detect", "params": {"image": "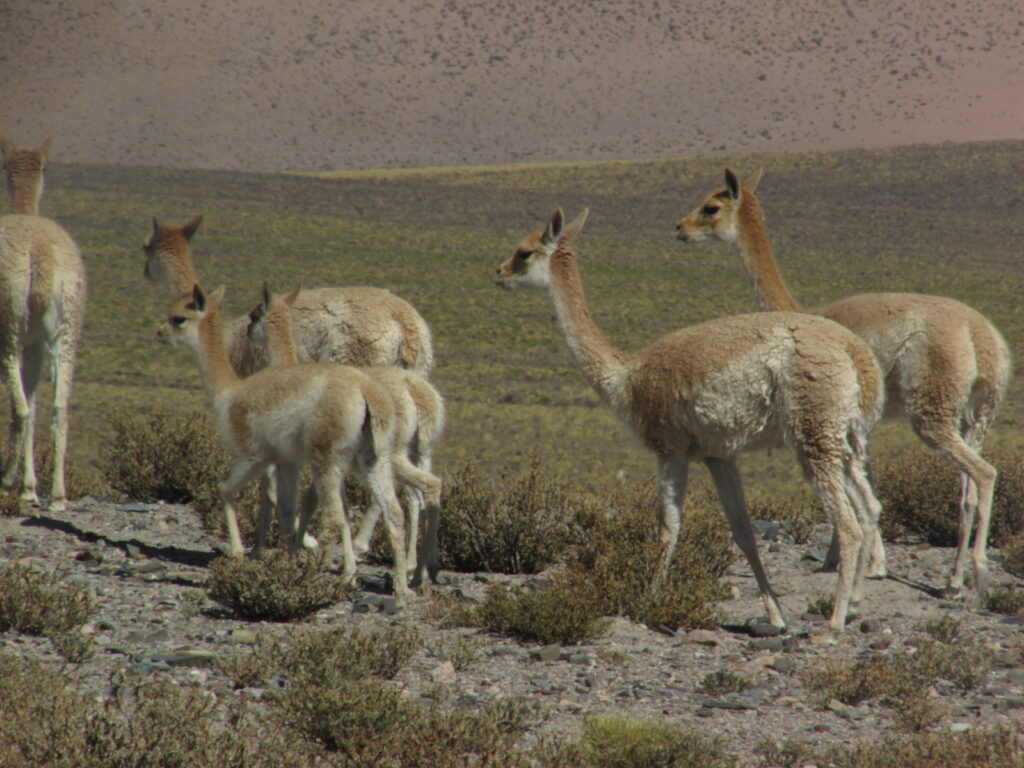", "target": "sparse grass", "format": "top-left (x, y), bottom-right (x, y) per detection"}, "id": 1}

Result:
top-left (698, 669), bottom-right (753, 696)
top-left (426, 633), bottom-right (484, 671)
top-left (923, 615), bottom-right (962, 643)
top-left (806, 594), bottom-right (835, 617)
top-left (205, 550), bottom-right (350, 622)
